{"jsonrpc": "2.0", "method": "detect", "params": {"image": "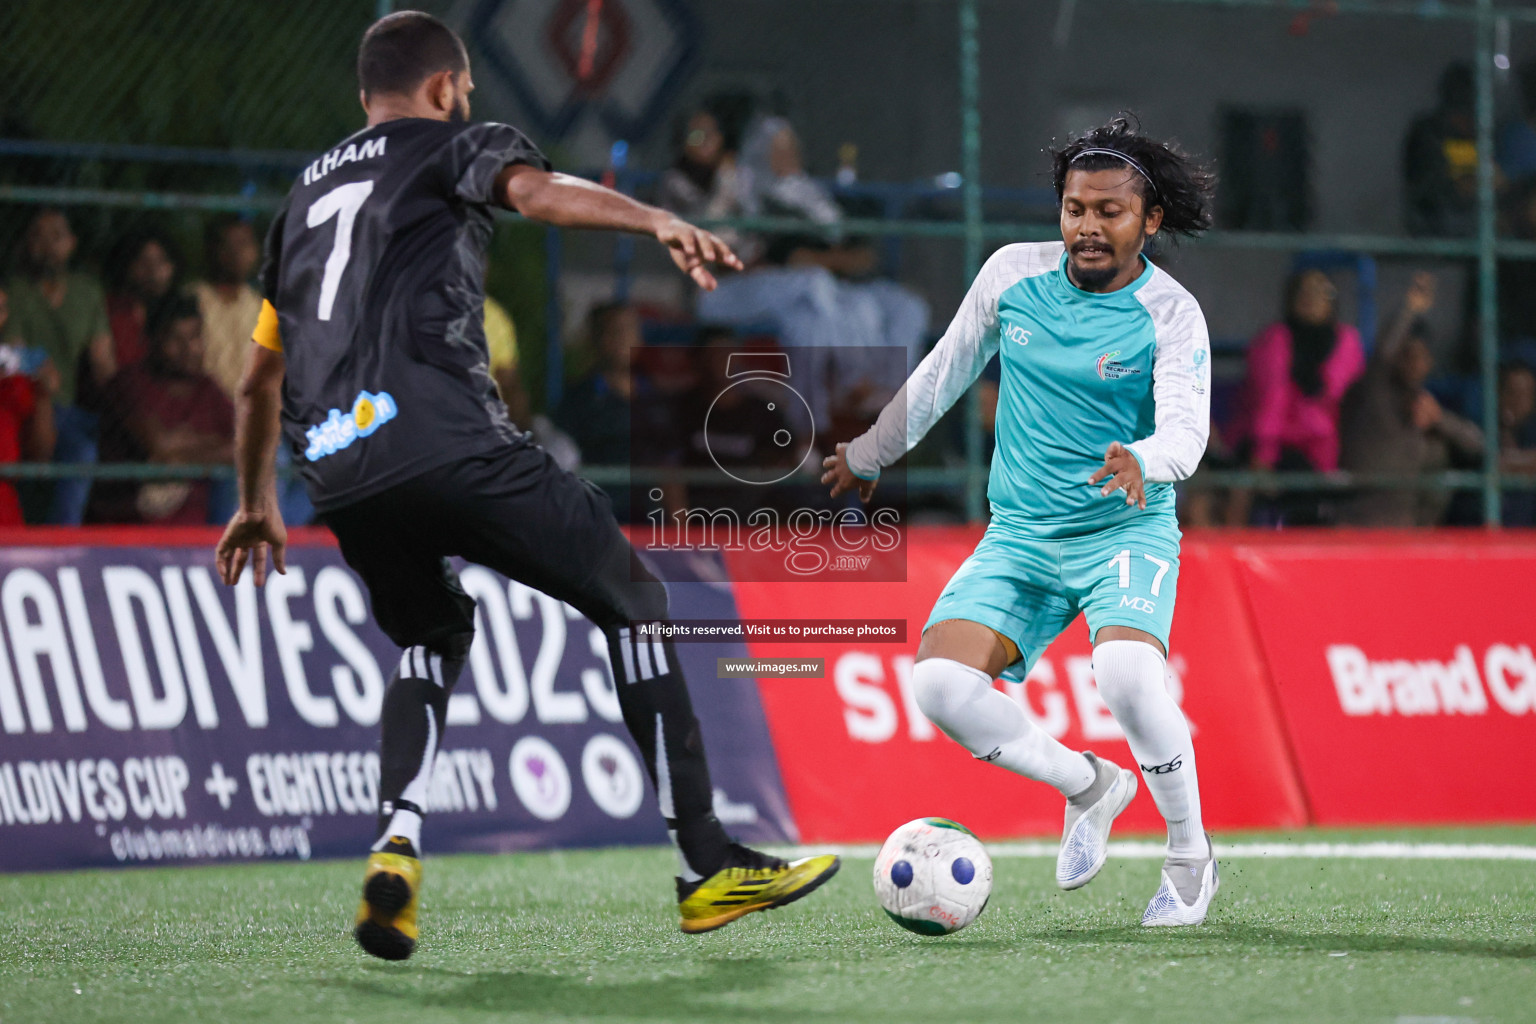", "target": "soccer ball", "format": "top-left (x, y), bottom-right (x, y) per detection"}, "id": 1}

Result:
top-left (873, 817), bottom-right (993, 935)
